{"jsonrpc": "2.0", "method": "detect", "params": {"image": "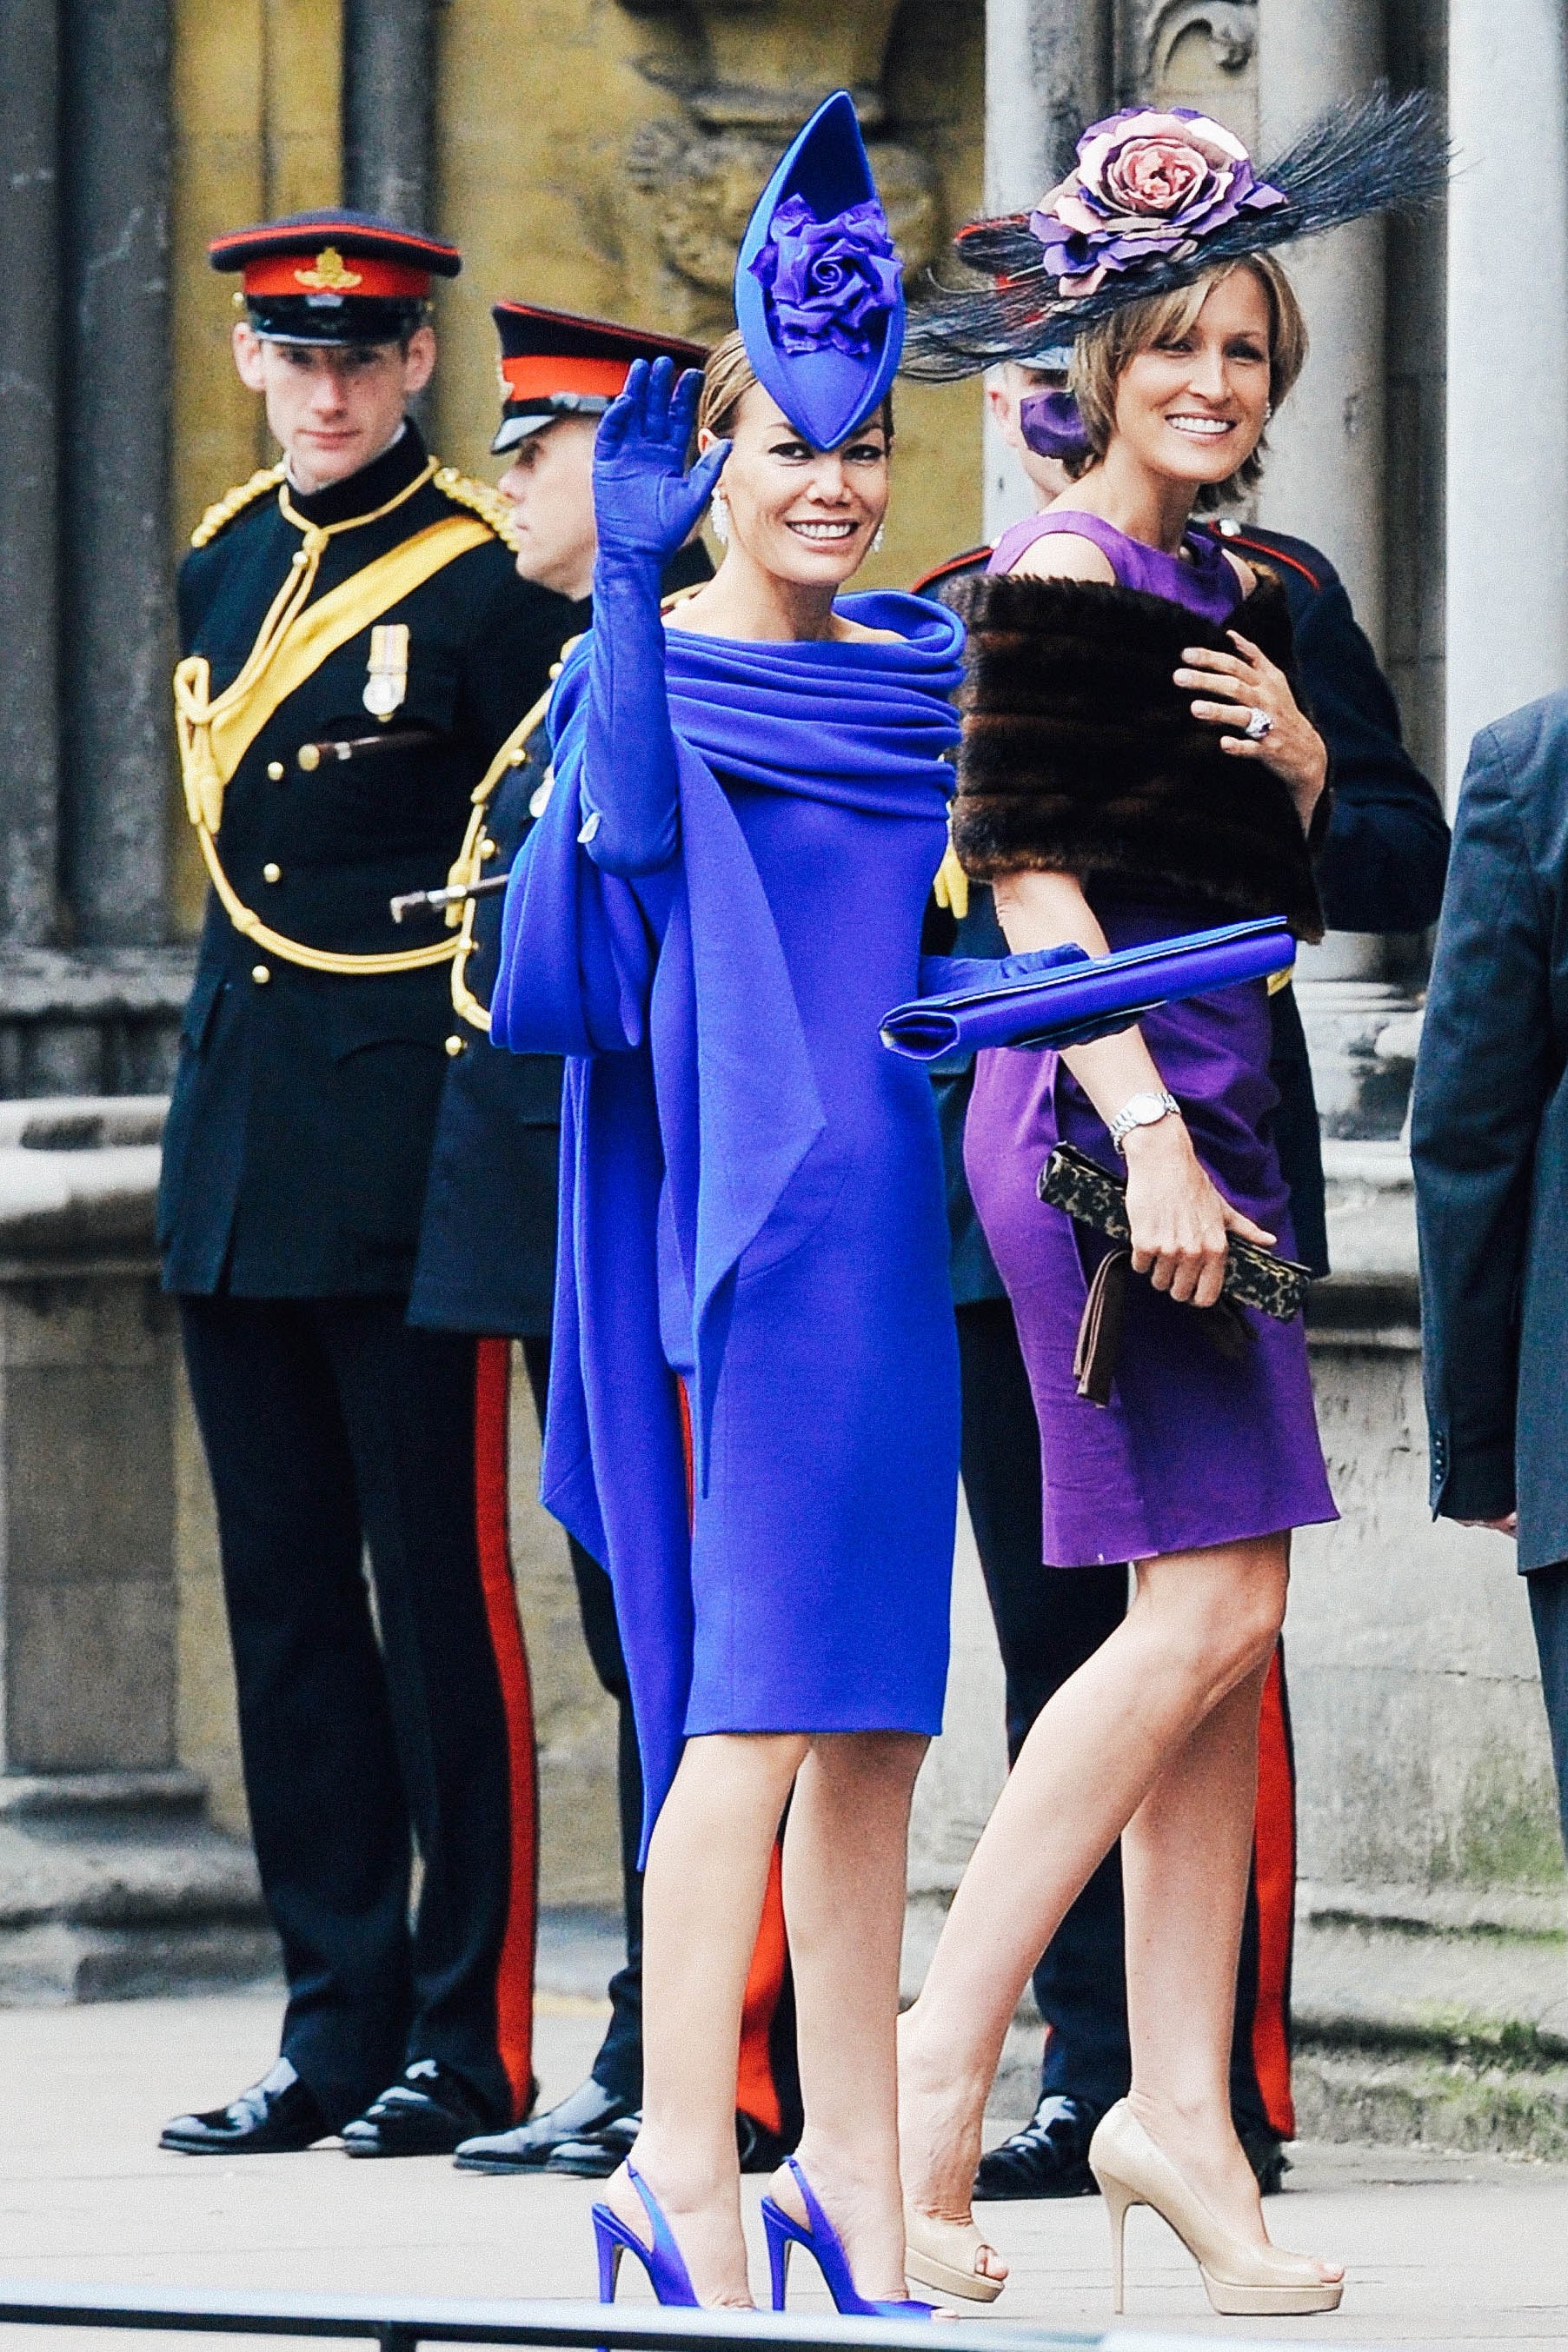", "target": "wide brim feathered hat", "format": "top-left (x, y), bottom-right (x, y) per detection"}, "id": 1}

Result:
top-left (902, 86), bottom-right (1448, 380)
top-left (734, 90), bottom-right (906, 449)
